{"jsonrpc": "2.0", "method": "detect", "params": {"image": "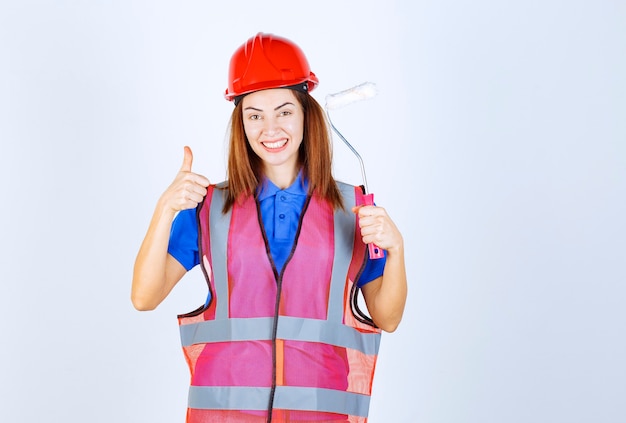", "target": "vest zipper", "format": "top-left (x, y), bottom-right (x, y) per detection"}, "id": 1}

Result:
top-left (256, 196), bottom-right (312, 423)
